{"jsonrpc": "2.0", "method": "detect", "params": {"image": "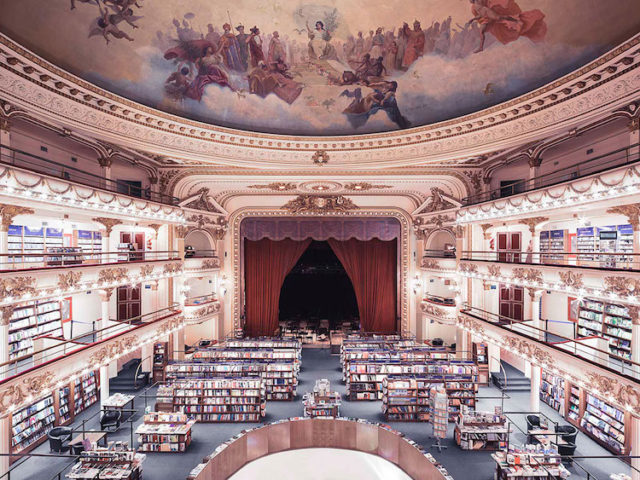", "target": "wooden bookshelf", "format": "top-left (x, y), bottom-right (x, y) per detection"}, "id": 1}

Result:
top-left (160, 378), bottom-right (266, 422)
top-left (455, 411), bottom-right (509, 451)
top-left (577, 298), bottom-right (633, 361)
top-left (135, 412), bottom-right (195, 452)
top-left (67, 444), bottom-right (144, 480)
top-left (8, 299), bottom-right (62, 360)
top-left (539, 370), bottom-right (565, 415)
top-left (73, 370), bottom-right (99, 416)
top-left (153, 342), bottom-right (168, 384)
